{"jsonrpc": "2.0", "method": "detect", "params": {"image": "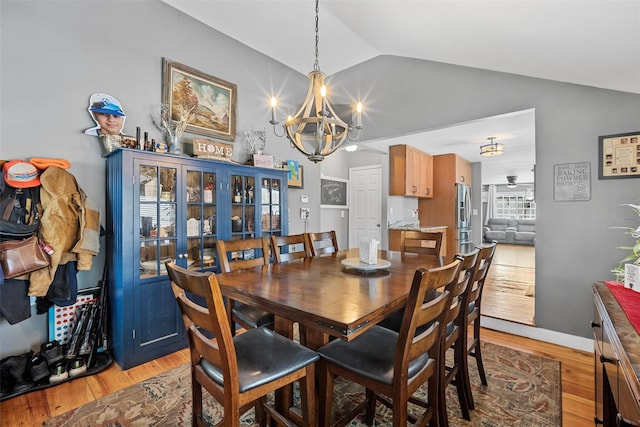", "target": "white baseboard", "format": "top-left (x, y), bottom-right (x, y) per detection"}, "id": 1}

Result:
top-left (481, 316), bottom-right (593, 353)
